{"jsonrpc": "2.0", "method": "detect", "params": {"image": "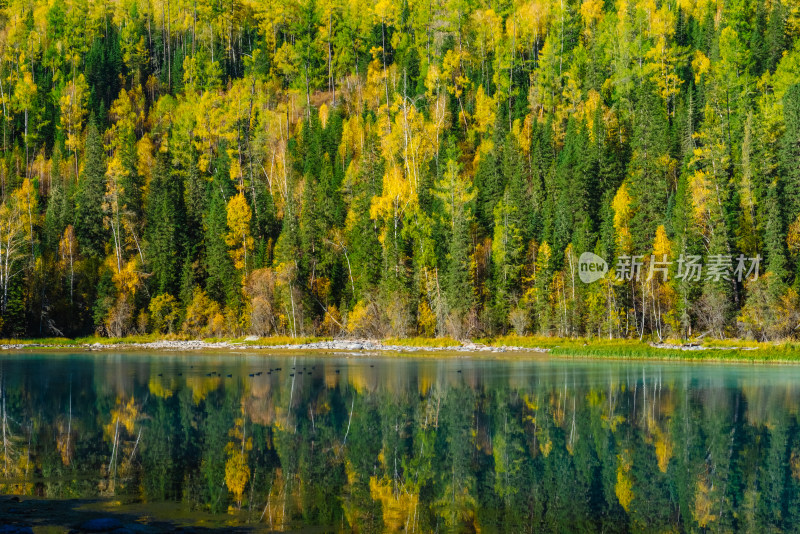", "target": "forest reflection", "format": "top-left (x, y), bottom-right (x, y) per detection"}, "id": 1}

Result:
top-left (1, 353), bottom-right (800, 532)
